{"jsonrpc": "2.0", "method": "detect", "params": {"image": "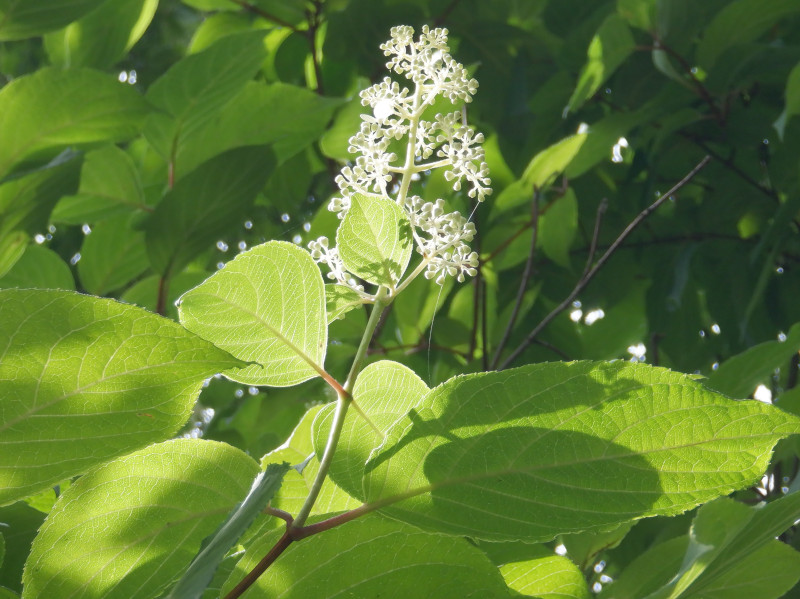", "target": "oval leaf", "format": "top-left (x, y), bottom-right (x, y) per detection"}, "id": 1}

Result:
top-left (0, 67), bottom-right (149, 179)
top-left (0, 0), bottom-right (104, 40)
top-left (222, 514), bottom-right (509, 598)
top-left (0, 289), bottom-right (243, 505)
top-left (178, 241), bottom-right (327, 387)
top-left (312, 360), bottom-right (429, 500)
top-left (501, 550), bottom-right (590, 598)
top-left (22, 439), bottom-right (260, 599)
top-left (363, 361), bottom-right (800, 542)
top-left (337, 192), bottom-right (413, 288)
